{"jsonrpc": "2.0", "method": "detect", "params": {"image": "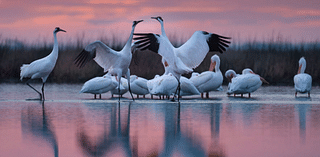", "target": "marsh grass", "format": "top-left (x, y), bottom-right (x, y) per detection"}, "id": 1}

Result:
top-left (0, 34), bottom-right (319, 85)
